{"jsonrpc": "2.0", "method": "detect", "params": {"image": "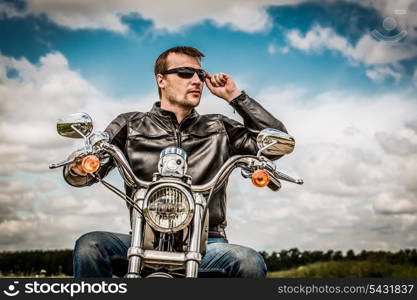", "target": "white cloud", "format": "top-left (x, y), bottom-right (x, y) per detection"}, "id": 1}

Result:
top-left (0, 180), bottom-right (131, 249)
top-left (0, 52), bottom-right (153, 175)
top-left (226, 86), bottom-right (417, 252)
top-left (285, 24), bottom-right (417, 85)
top-left (353, 35), bottom-right (417, 65)
top-left (286, 25), bottom-right (417, 65)
top-left (0, 180), bottom-right (36, 223)
top-left (267, 41), bottom-right (289, 55)
top-left (373, 193), bottom-right (417, 215)
top-left (1, 0), bottom-right (415, 38)
top-left (349, 0), bottom-right (417, 40)
top-left (366, 66), bottom-right (402, 83)
top-left (0, 0), bottom-right (304, 33)
top-left (267, 43), bottom-right (277, 55)
top-left (281, 46), bottom-right (290, 54)
top-left (375, 128), bottom-right (417, 156)
top-left (35, 178), bottom-right (58, 192)
top-left (0, 2), bottom-right (25, 18)
top-left (286, 26), bottom-right (350, 53)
